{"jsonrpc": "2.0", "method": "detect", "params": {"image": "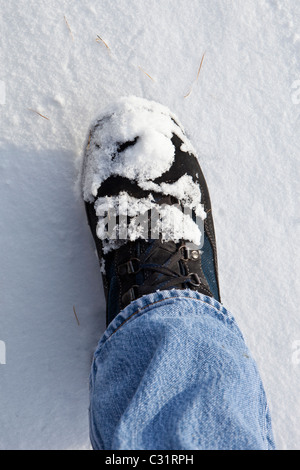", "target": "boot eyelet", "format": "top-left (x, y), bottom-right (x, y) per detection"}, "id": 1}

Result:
top-left (118, 258), bottom-right (140, 275)
top-left (121, 285), bottom-right (139, 305)
top-left (180, 245), bottom-right (200, 261)
top-left (127, 258), bottom-right (140, 274)
top-left (190, 250), bottom-right (200, 260)
top-left (188, 273), bottom-right (201, 287)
